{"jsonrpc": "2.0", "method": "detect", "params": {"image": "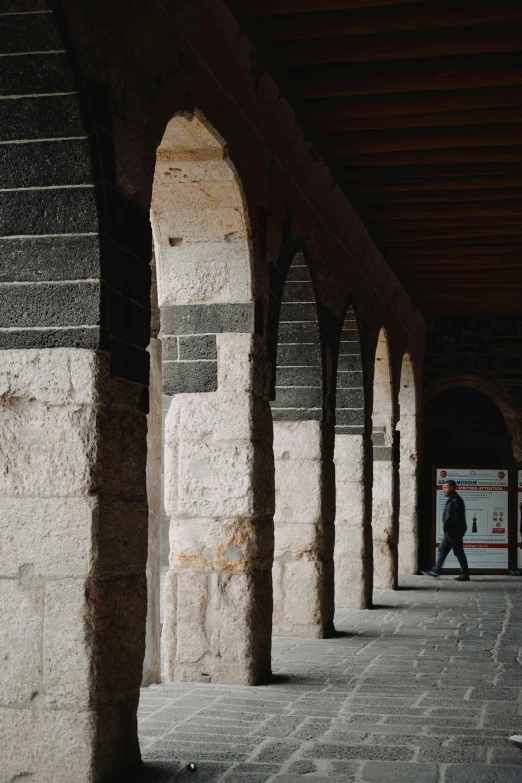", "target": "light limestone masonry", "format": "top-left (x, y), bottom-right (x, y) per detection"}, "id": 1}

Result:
top-left (398, 354), bottom-right (419, 575)
top-left (143, 338), bottom-right (163, 686)
top-left (398, 413), bottom-right (419, 575)
top-left (334, 433), bottom-right (373, 609)
top-left (372, 453), bottom-right (398, 591)
top-left (0, 348), bottom-right (148, 783)
top-left (272, 420), bottom-right (335, 638)
top-left (162, 333), bottom-right (275, 685)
